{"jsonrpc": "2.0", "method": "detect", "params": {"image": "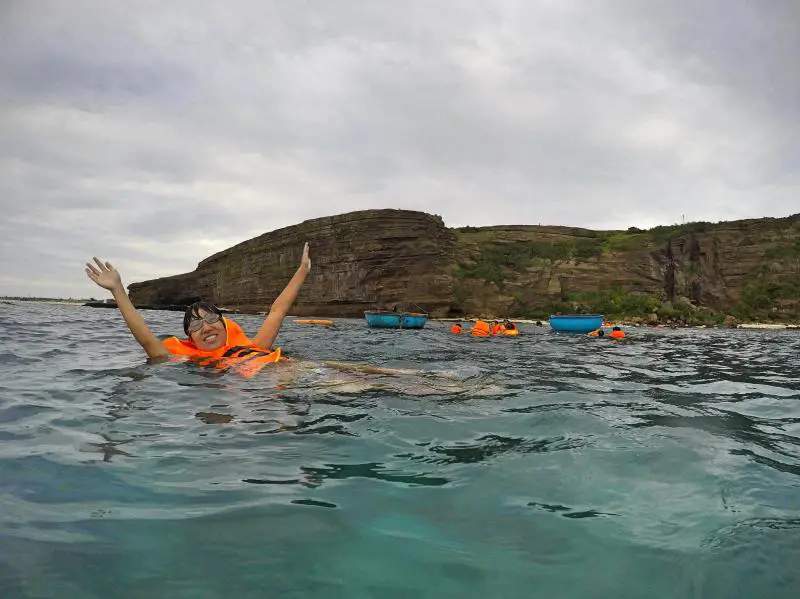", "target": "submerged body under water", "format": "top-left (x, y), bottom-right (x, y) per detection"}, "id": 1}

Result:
top-left (1, 302), bottom-right (799, 598)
